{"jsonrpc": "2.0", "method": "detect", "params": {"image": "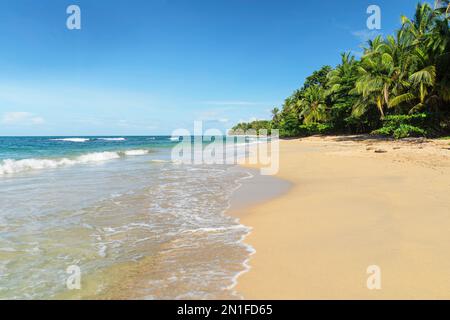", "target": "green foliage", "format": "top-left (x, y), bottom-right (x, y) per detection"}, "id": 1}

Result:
top-left (344, 110), bottom-right (382, 134)
top-left (232, 2), bottom-right (450, 139)
top-left (371, 114), bottom-right (429, 138)
top-left (381, 113), bottom-right (429, 128)
top-left (299, 85), bottom-right (328, 124)
top-left (298, 123), bottom-right (332, 136)
top-left (302, 66), bottom-right (333, 90)
top-left (370, 126), bottom-right (394, 137)
top-left (279, 112), bottom-right (301, 137)
top-left (328, 102), bottom-right (353, 132)
top-left (394, 125), bottom-right (427, 139)
top-left (230, 120), bottom-right (272, 135)
top-left (372, 124), bottom-right (426, 139)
